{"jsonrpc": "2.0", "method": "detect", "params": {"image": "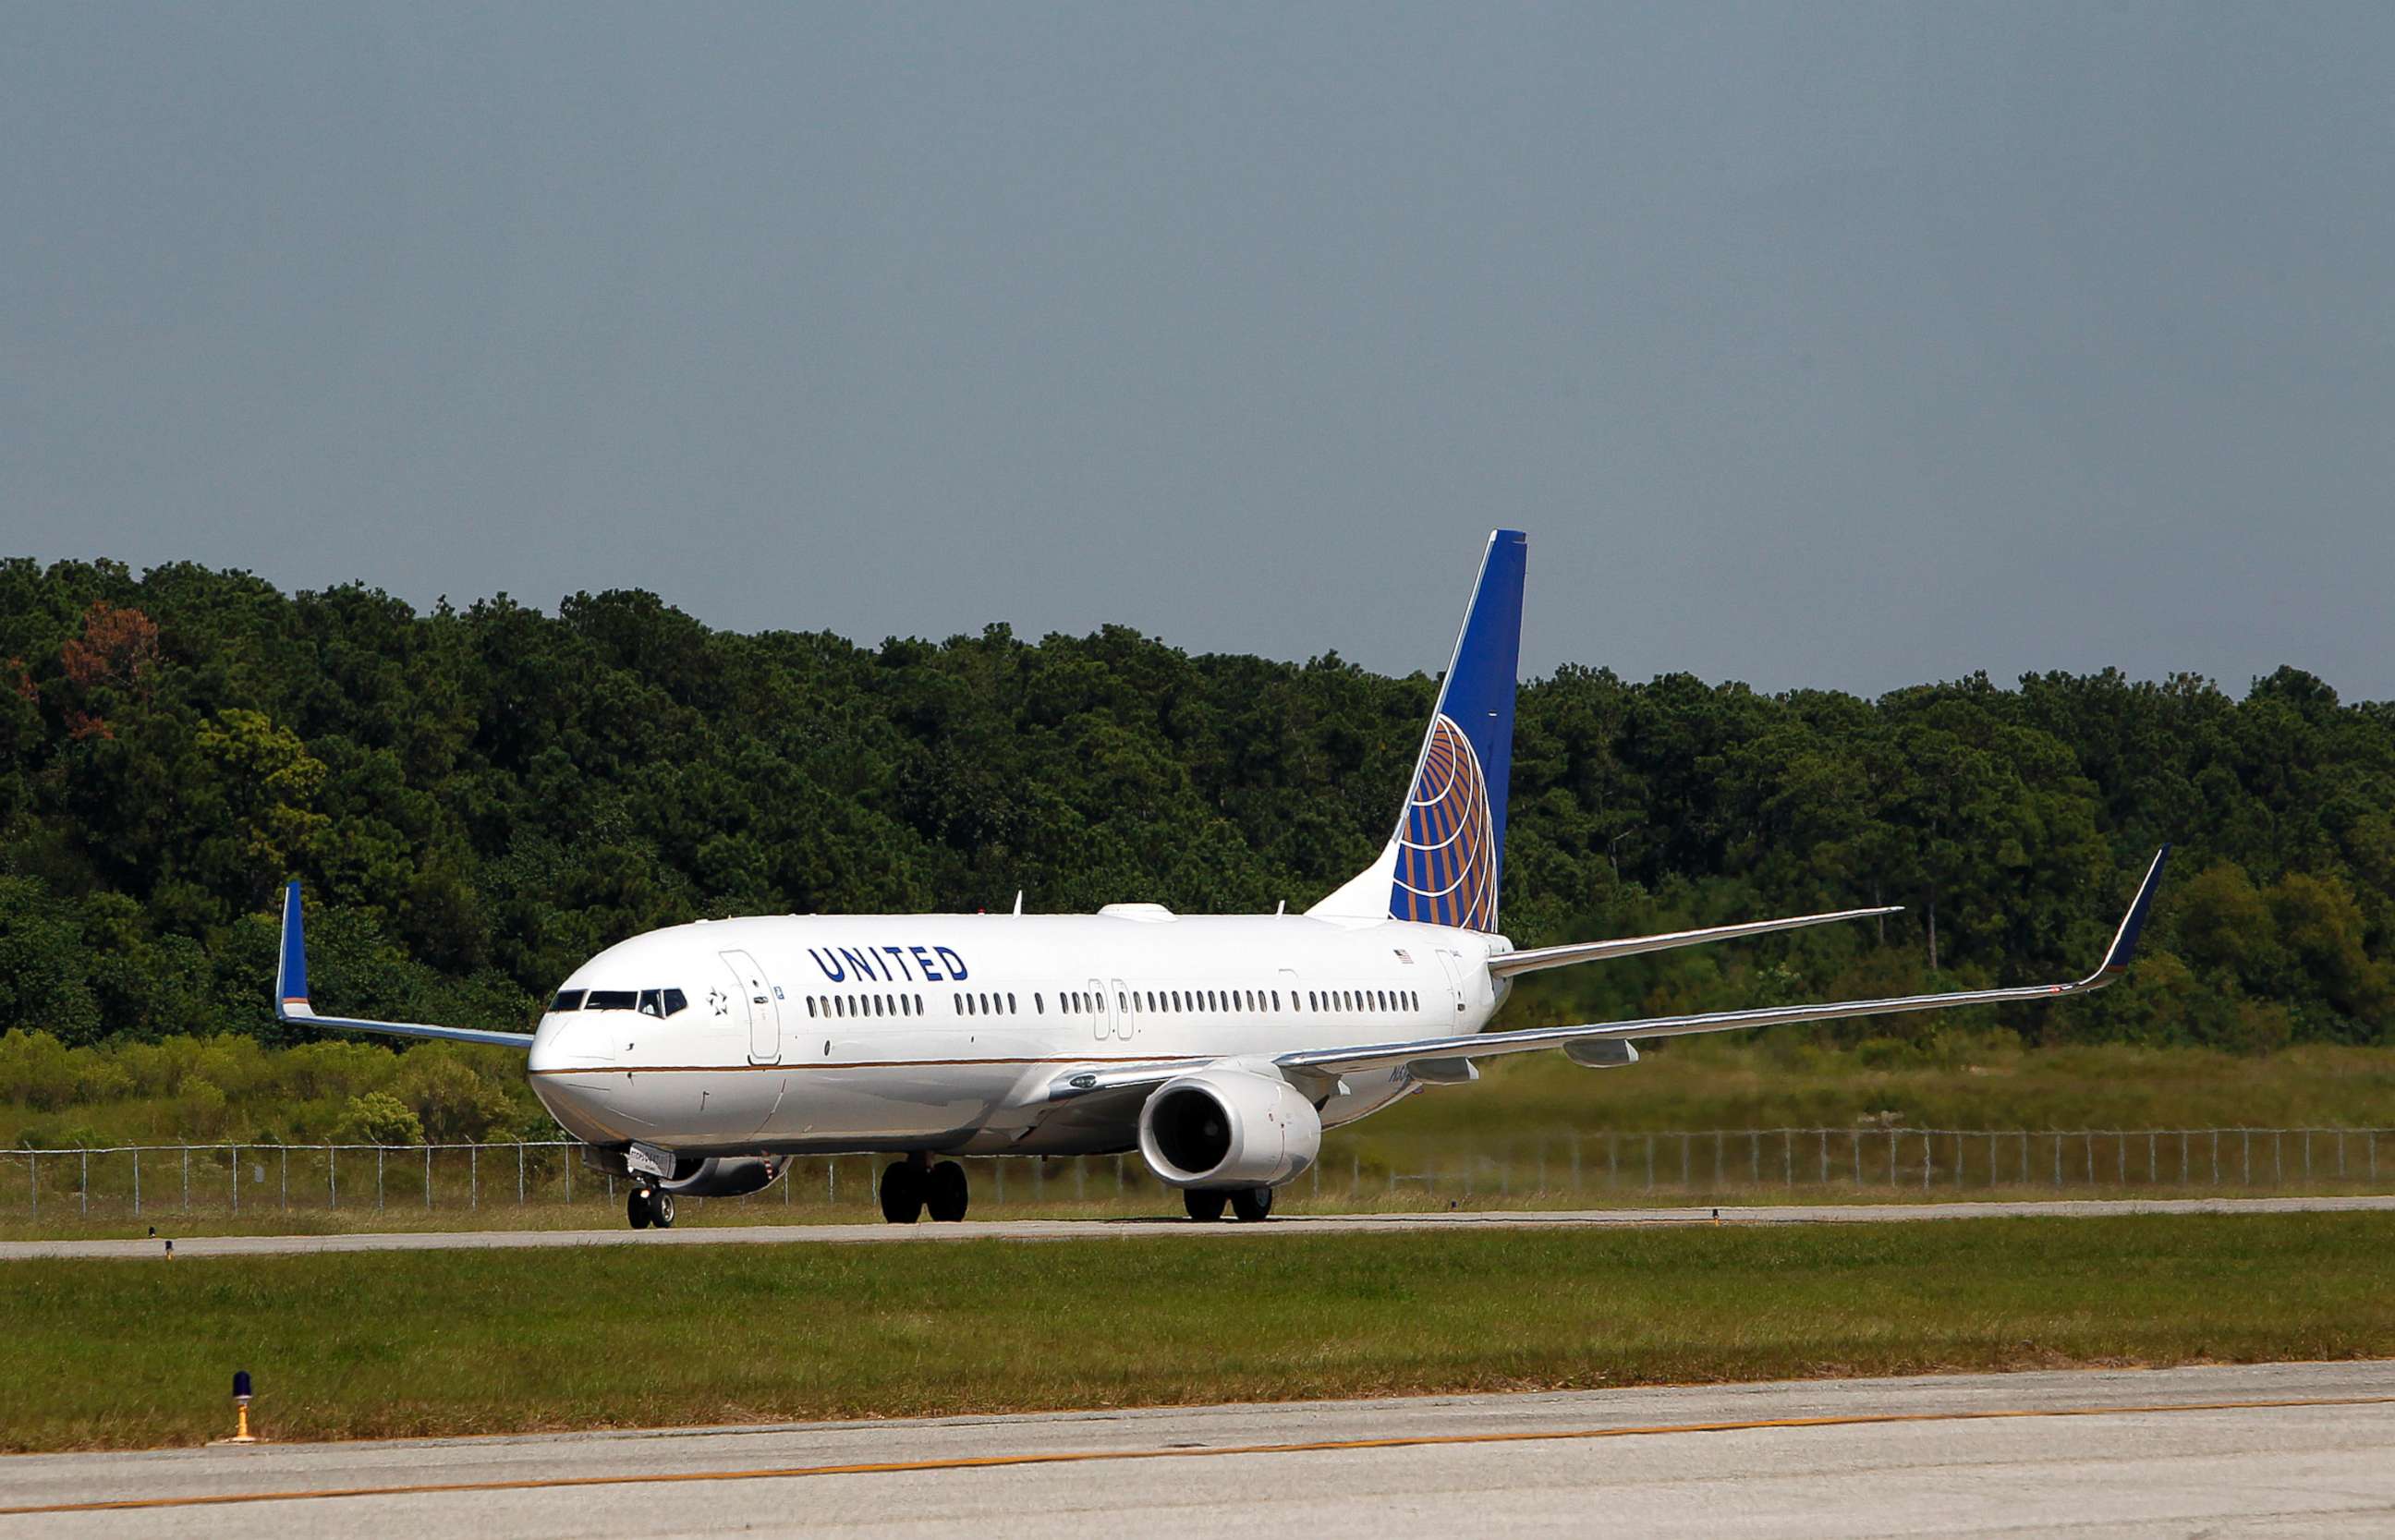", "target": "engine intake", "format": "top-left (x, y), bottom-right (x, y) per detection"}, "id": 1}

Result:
top-left (1137, 1065), bottom-right (1320, 1189)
